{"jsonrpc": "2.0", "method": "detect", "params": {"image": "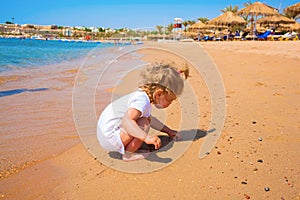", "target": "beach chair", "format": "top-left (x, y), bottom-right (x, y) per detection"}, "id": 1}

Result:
top-left (279, 32), bottom-right (298, 41)
top-left (223, 35), bottom-right (233, 41)
top-left (233, 31), bottom-right (242, 41)
top-left (245, 34), bottom-right (257, 40)
top-left (201, 35), bottom-right (215, 41)
top-left (223, 33), bottom-right (234, 41)
top-left (267, 34), bottom-right (281, 41)
top-left (238, 32), bottom-right (248, 41)
top-left (257, 30), bottom-right (271, 41)
top-left (234, 36), bottom-right (241, 41)
top-left (215, 36), bottom-right (223, 41)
